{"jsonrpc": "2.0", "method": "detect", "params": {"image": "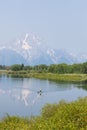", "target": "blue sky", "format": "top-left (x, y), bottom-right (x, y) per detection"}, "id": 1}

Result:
top-left (0, 0), bottom-right (87, 53)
